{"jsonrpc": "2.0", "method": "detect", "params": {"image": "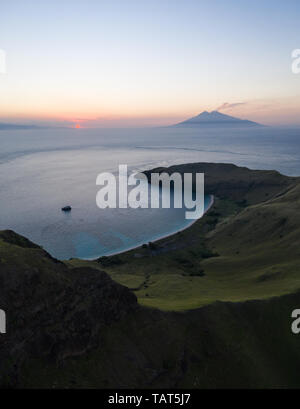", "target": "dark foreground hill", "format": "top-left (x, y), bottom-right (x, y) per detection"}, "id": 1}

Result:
top-left (1, 163), bottom-right (300, 388)
top-left (0, 230), bottom-right (137, 387)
